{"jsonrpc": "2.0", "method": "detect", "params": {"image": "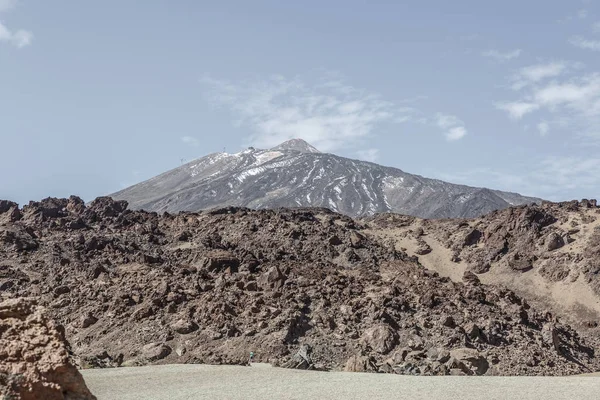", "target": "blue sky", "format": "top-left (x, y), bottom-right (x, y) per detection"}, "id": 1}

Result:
top-left (2, 0), bottom-right (600, 205)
